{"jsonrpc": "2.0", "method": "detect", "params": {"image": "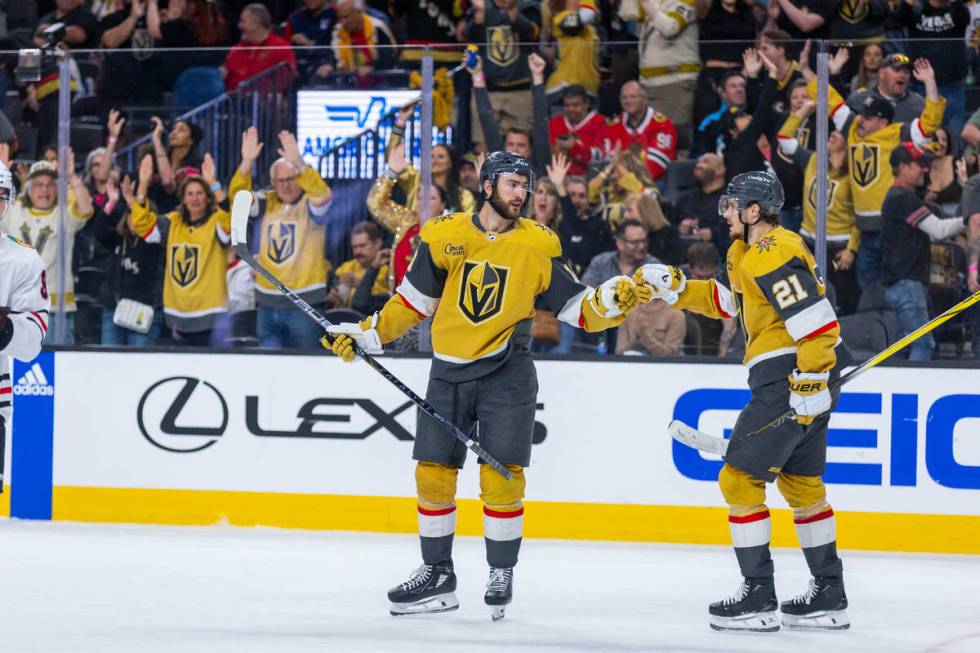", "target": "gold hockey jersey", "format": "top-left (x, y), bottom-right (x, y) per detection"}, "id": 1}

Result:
top-left (777, 113), bottom-right (859, 252)
top-left (810, 78), bottom-right (945, 231)
top-left (132, 201), bottom-right (231, 332)
top-left (370, 212), bottom-right (625, 382)
top-left (229, 166), bottom-right (332, 308)
top-left (674, 226), bottom-right (840, 388)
